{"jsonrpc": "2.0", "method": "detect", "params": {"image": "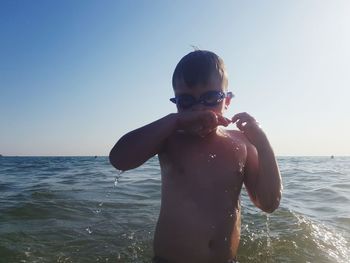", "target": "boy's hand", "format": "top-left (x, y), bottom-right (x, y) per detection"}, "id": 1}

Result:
top-left (231, 112), bottom-right (267, 148)
top-left (177, 111), bottom-right (231, 137)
